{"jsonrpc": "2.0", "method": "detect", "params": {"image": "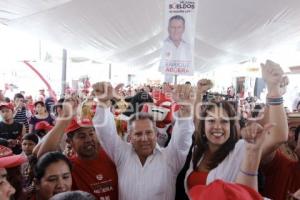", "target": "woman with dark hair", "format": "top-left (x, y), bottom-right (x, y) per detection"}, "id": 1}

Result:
top-left (29, 152), bottom-right (72, 200)
top-left (183, 101), bottom-right (241, 196)
top-left (176, 60), bottom-right (289, 199)
top-left (29, 101), bottom-right (55, 134)
top-left (192, 101), bottom-right (238, 168)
